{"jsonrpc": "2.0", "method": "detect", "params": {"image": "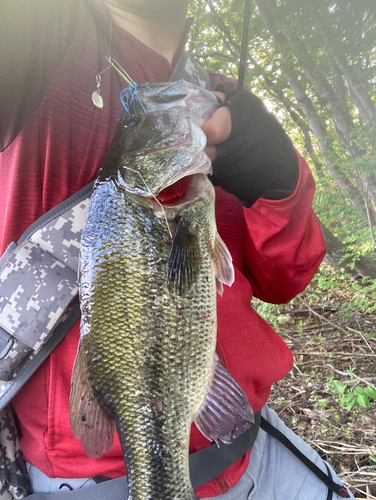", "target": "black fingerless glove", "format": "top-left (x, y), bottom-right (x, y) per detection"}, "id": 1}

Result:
top-left (210, 84), bottom-right (299, 207)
